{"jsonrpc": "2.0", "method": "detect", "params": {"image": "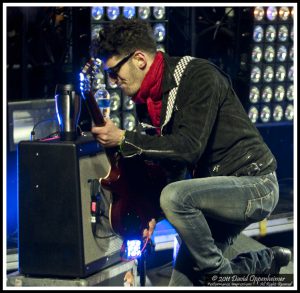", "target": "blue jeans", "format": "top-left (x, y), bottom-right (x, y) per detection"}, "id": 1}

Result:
top-left (160, 172), bottom-right (279, 286)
